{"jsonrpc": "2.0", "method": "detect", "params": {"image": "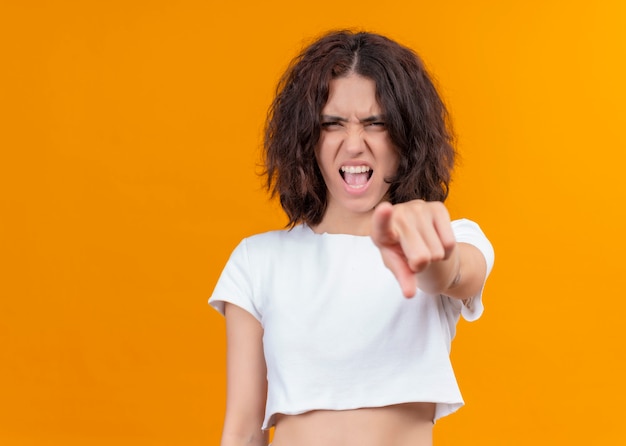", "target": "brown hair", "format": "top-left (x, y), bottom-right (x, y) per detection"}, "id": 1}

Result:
top-left (264, 30), bottom-right (455, 227)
